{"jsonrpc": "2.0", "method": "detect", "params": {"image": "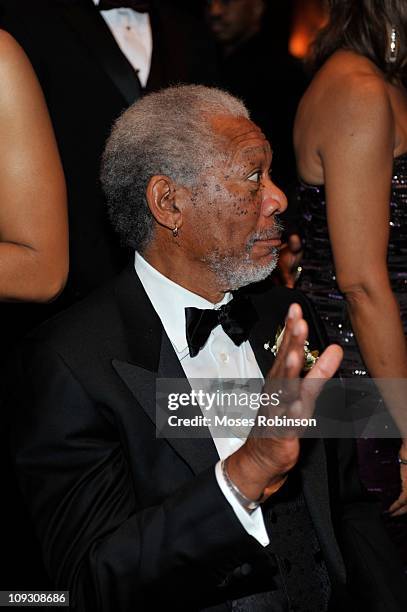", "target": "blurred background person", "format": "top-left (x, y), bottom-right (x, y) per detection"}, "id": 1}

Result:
top-left (205, 0), bottom-right (308, 192)
top-left (289, 0), bottom-right (327, 62)
top-left (0, 0), bottom-right (218, 321)
top-left (294, 0), bottom-right (407, 563)
top-left (0, 30), bottom-right (68, 353)
top-left (0, 30), bottom-right (68, 589)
